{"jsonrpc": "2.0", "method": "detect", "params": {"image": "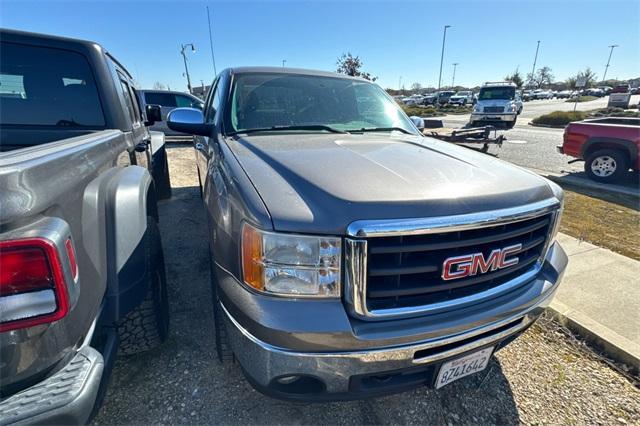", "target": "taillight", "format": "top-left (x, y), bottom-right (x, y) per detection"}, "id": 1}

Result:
top-left (0, 238), bottom-right (71, 332)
